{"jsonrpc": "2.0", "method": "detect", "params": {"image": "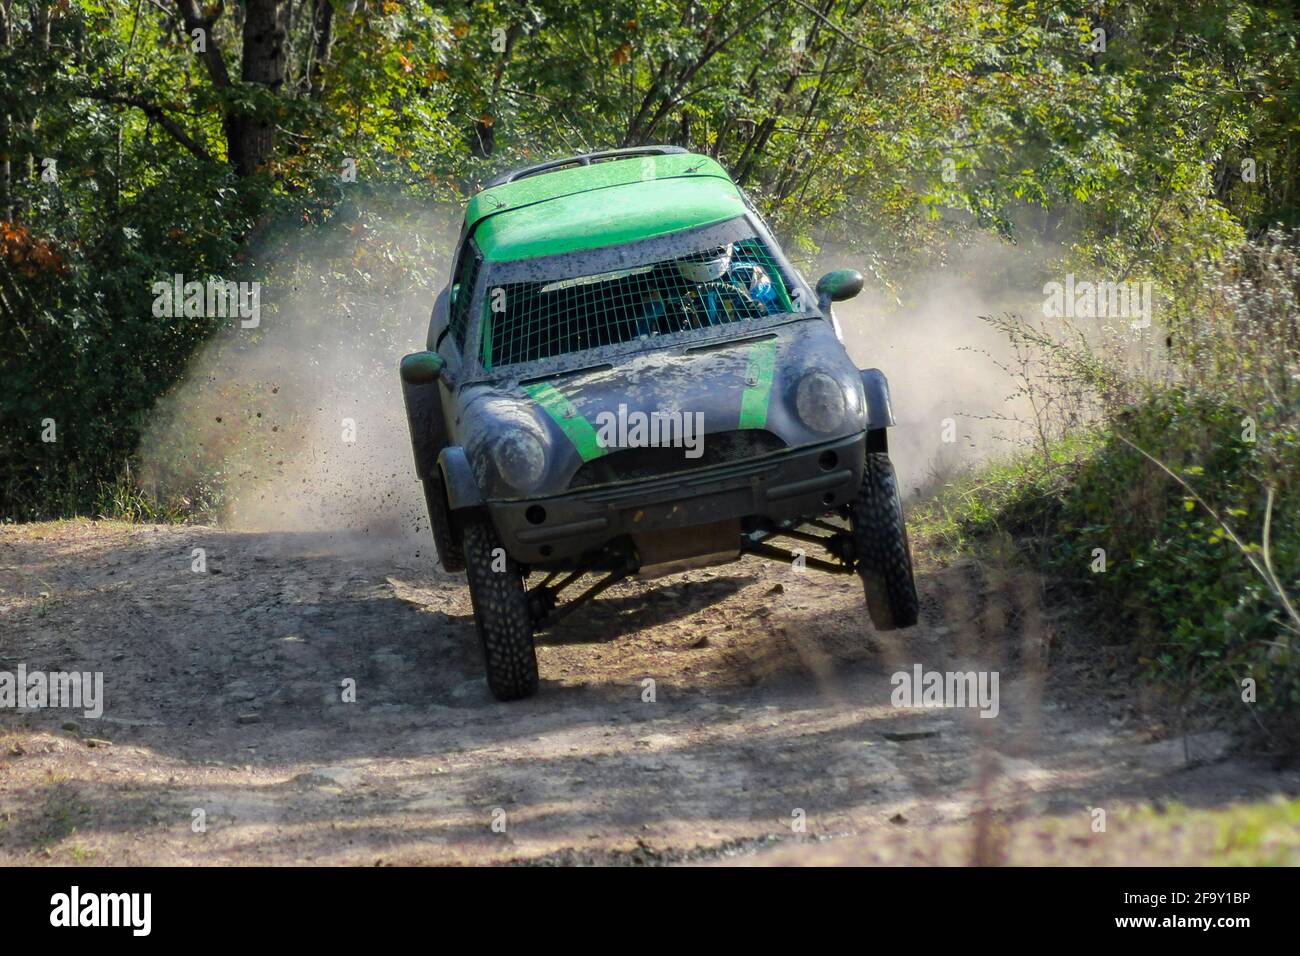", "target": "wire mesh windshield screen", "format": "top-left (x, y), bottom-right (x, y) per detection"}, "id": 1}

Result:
top-left (479, 236), bottom-right (797, 369)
